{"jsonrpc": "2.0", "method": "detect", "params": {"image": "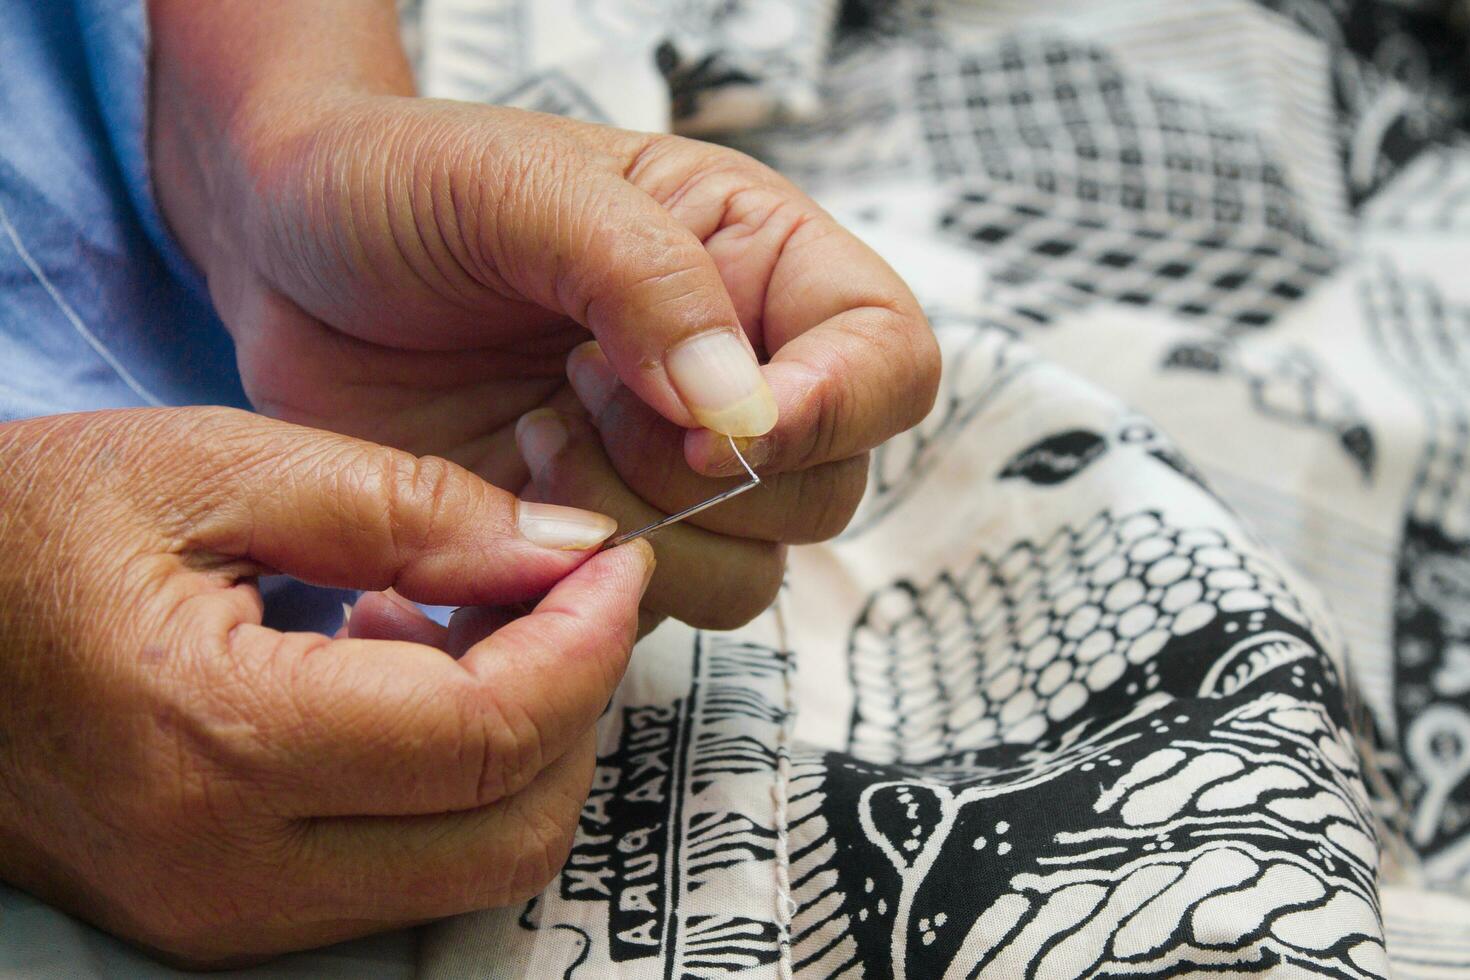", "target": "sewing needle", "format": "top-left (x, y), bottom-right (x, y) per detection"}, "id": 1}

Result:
top-left (607, 435), bottom-right (760, 547)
